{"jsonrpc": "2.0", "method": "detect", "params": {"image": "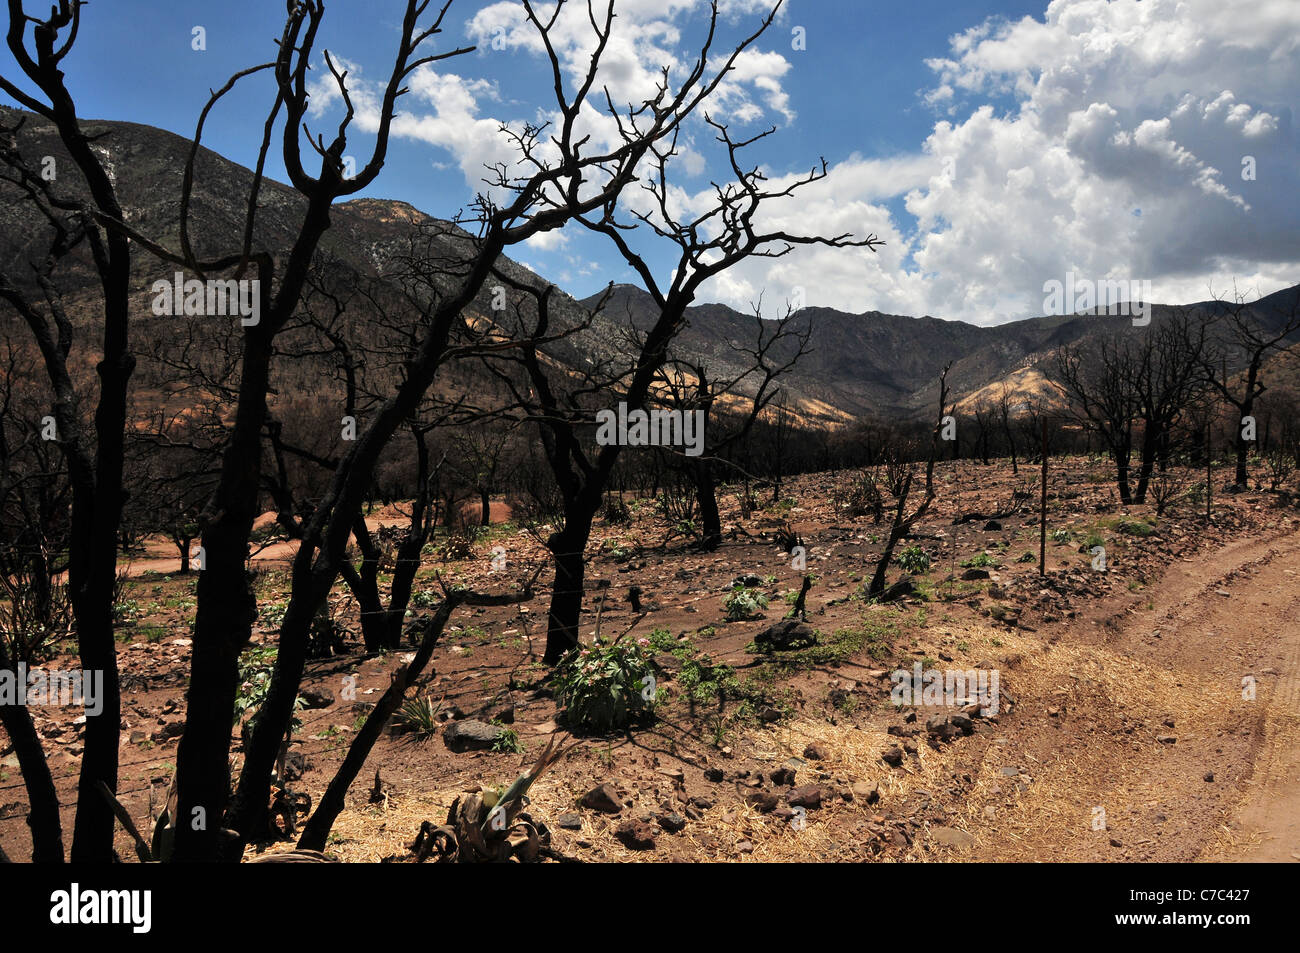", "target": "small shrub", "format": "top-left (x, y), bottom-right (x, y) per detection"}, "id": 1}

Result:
top-left (724, 585), bottom-right (768, 621)
top-left (551, 639), bottom-right (656, 735)
top-left (491, 725), bottom-right (525, 754)
top-left (960, 552), bottom-right (998, 569)
top-left (896, 546), bottom-right (931, 573)
top-left (395, 695), bottom-right (443, 739)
